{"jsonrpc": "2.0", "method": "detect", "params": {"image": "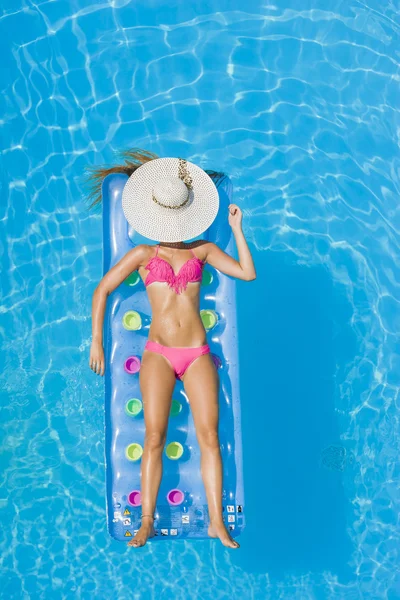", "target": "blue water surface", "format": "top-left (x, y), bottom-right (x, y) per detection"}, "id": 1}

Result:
top-left (1, 0), bottom-right (400, 599)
